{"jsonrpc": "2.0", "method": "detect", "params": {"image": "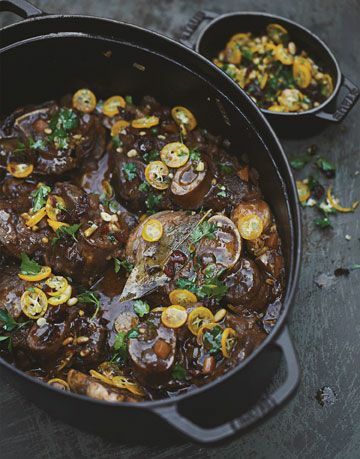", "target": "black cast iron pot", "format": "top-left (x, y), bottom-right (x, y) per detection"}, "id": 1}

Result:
top-left (0, 0), bottom-right (301, 444)
top-left (181, 10), bottom-right (360, 137)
